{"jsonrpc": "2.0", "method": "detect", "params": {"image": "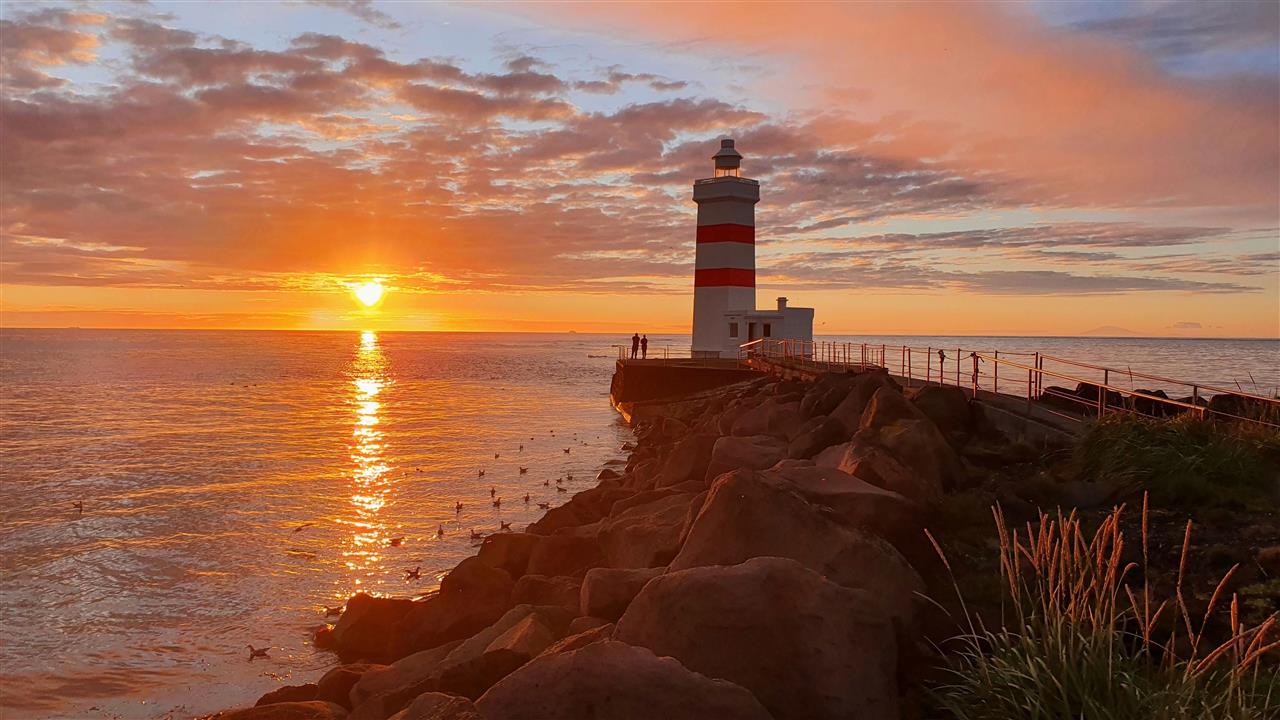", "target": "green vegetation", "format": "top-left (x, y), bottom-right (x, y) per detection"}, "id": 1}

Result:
top-left (1075, 414), bottom-right (1280, 509)
top-left (926, 499), bottom-right (1279, 720)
